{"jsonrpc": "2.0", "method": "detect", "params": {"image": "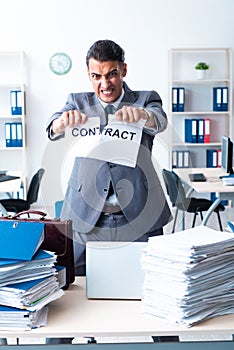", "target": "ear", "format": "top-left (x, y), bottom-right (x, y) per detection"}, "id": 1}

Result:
top-left (122, 63), bottom-right (127, 77)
